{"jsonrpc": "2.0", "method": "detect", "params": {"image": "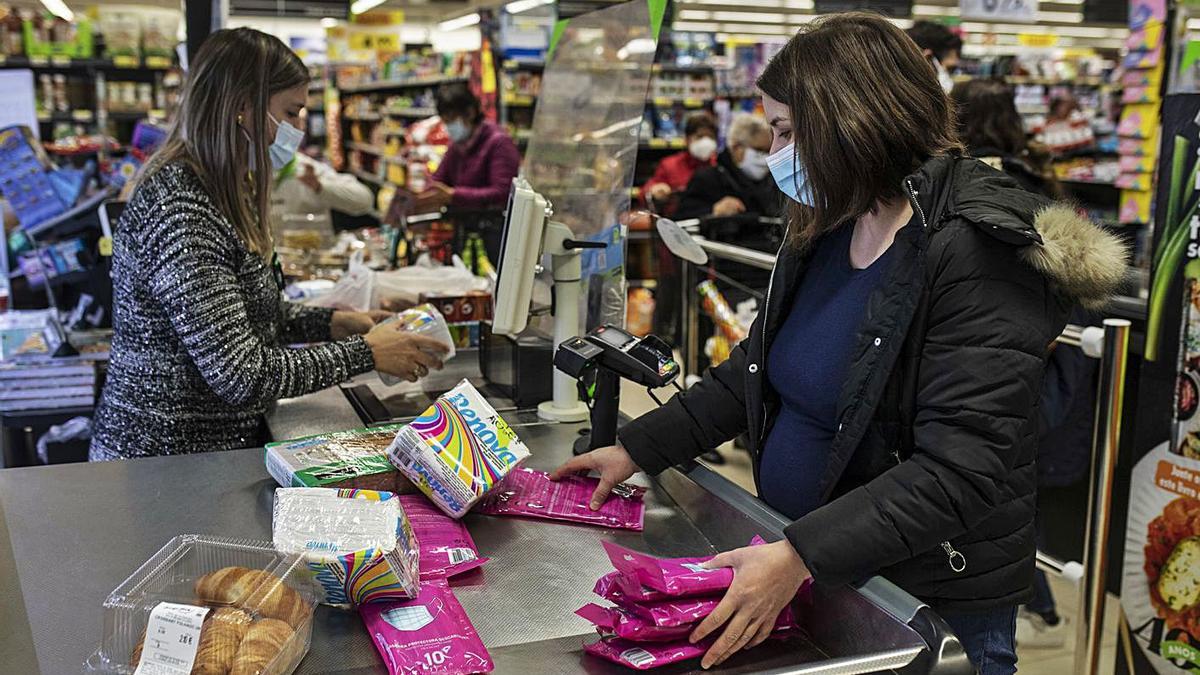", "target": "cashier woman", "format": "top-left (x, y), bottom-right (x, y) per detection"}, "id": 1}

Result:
top-left (554, 13), bottom-right (1126, 674)
top-left (89, 29), bottom-right (447, 461)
